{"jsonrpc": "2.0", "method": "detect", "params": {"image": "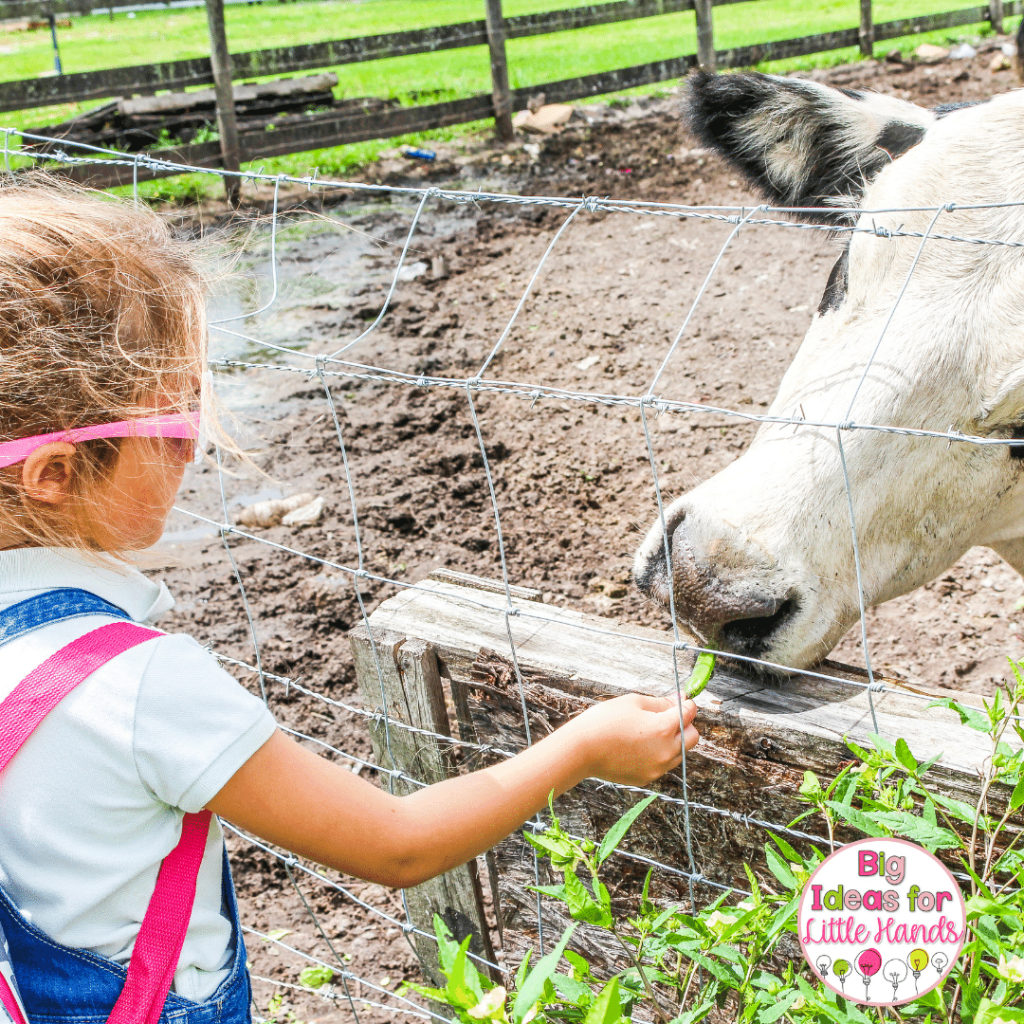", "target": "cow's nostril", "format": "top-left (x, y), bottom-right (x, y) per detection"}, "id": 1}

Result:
top-left (720, 598), bottom-right (797, 658)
